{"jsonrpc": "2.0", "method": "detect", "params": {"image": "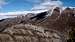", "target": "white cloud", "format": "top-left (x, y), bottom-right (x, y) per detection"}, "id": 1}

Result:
top-left (0, 10), bottom-right (48, 20)
top-left (32, 0), bottom-right (63, 10)
top-left (0, 0), bottom-right (7, 8)
top-left (0, 10), bottom-right (48, 15)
